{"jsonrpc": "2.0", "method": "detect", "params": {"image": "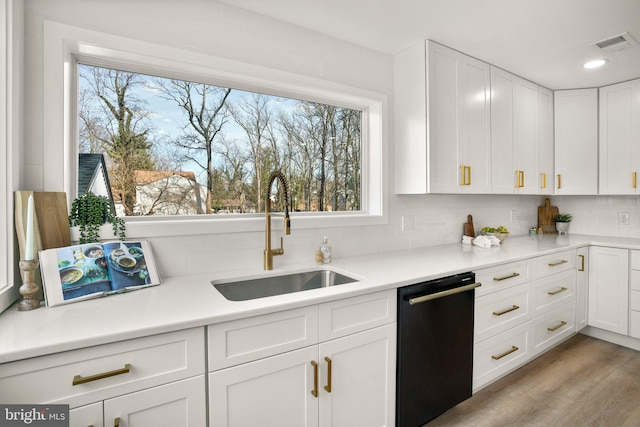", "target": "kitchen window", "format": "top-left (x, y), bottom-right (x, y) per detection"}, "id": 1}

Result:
top-left (42, 21), bottom-right (386, 238)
